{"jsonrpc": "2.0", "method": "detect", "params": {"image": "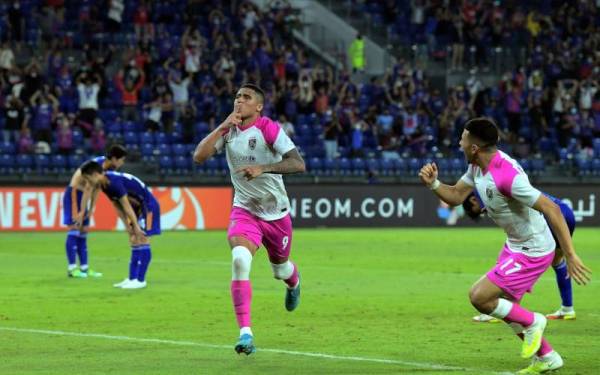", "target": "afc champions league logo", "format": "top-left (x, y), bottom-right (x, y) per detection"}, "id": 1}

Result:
top-left (153, 188), bottom-right (205, 230)
top-left (248, 137), bottom-right (257, 150)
